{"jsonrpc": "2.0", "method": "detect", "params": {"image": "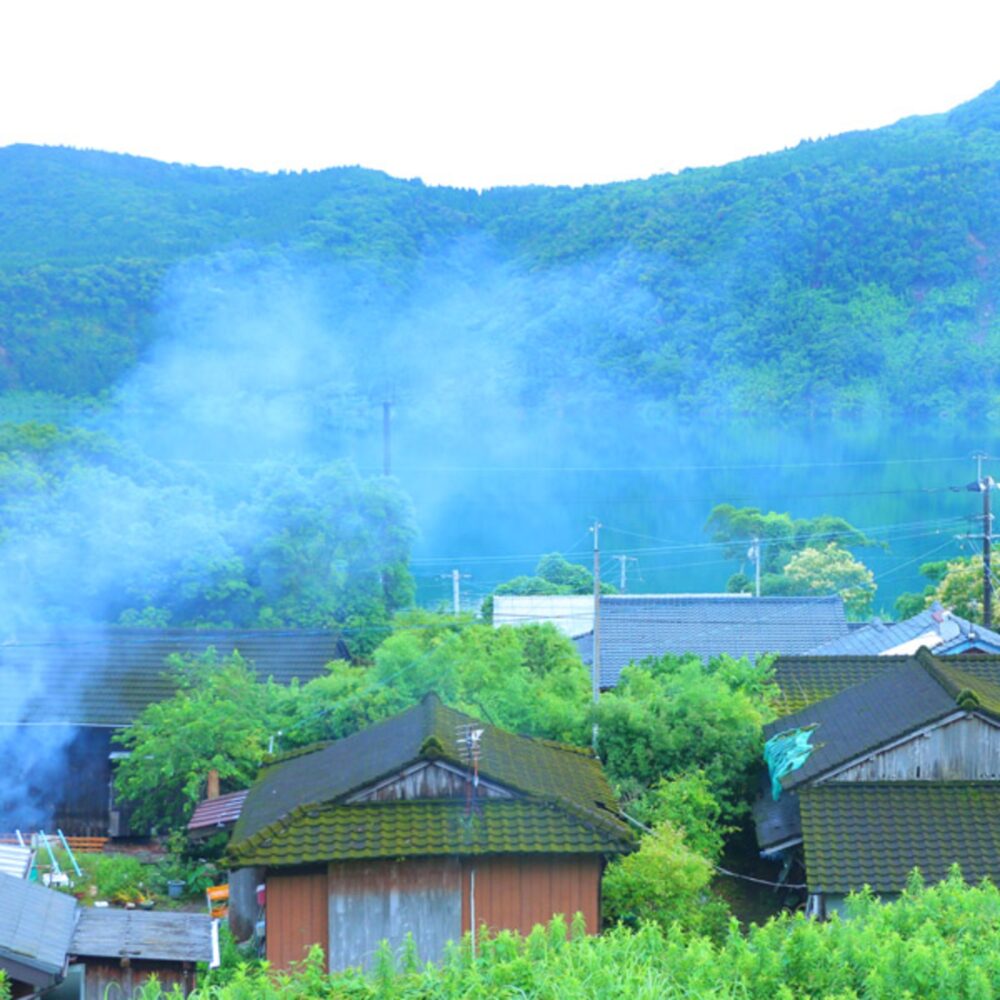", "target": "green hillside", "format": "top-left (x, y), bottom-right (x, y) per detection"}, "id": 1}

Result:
top-left (2, 81), bottom-right (1000, 419)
